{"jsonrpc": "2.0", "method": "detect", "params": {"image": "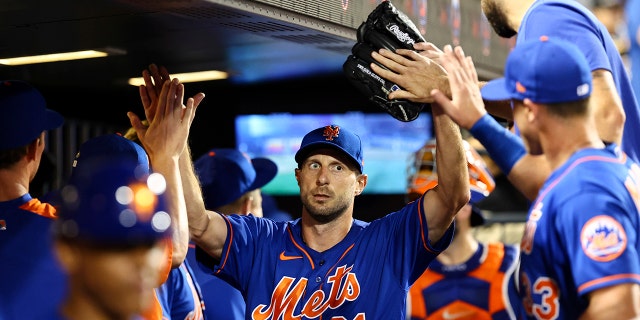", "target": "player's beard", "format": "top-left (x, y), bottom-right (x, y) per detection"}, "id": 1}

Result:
top-left (300, 194), bottom-right (351, 223)
top-left (481, 0), bottom-right (517, 38)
